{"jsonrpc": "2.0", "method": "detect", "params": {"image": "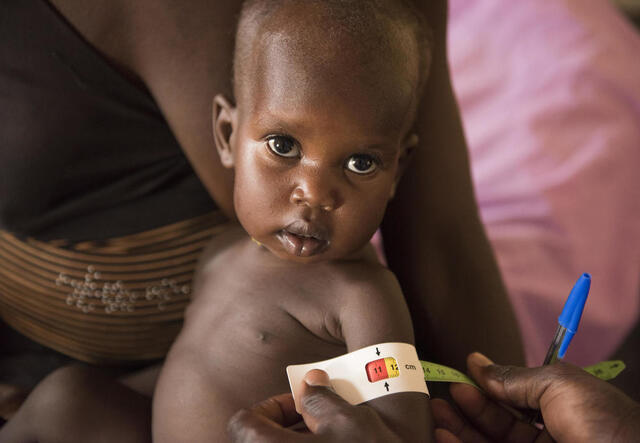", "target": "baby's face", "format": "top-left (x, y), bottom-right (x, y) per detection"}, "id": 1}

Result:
top-left (217, 24), bottom-right (419, 263)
